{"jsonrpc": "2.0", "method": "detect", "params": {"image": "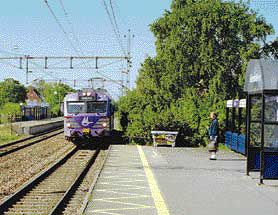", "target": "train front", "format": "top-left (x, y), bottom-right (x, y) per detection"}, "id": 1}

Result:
top-left (64, 91), bottom-right (112, 141)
